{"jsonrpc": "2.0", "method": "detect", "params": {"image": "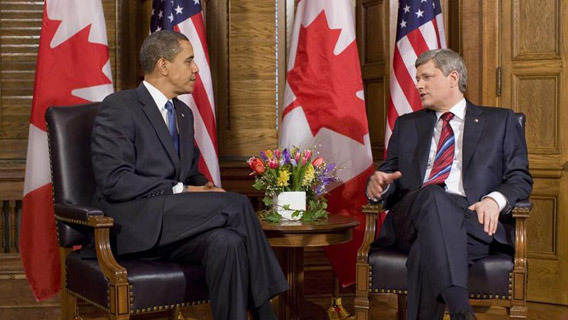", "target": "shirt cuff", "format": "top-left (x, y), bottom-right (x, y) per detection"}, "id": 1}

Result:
top-left (483, 191), bottom-right (507, 212)
top-left (172, 182), bottom-right (184, 194)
